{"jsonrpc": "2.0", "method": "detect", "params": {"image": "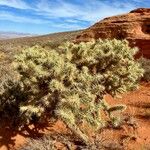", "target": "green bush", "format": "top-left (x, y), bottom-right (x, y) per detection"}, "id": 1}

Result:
top-left (138, 57), bottom-right (150, 81)
top-left (0, 39), bottom-right (144, 143)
